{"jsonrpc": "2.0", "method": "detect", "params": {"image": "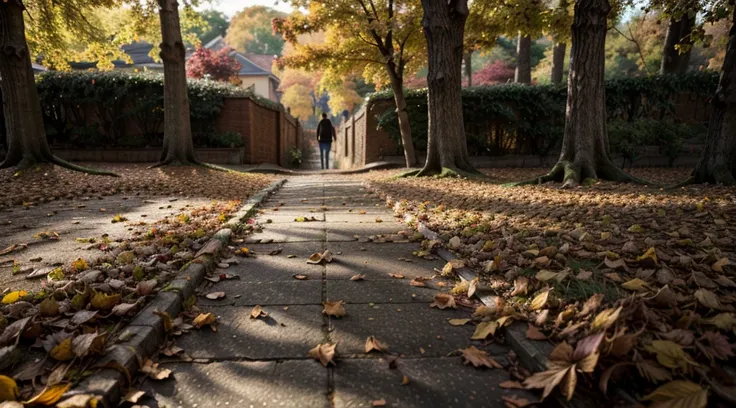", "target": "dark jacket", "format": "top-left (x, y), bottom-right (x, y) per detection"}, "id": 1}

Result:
top-left (316, 118), bottom-right (335, 143)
